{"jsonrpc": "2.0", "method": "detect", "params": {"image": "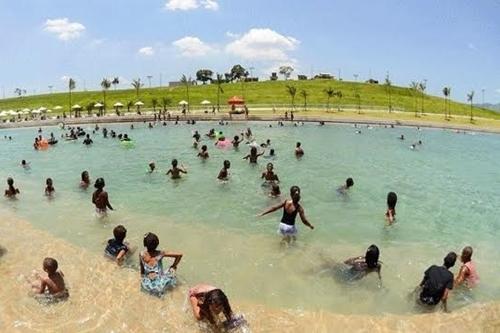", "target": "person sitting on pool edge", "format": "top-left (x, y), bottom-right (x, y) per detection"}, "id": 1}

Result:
top-left (140, 232), bottom-right (183, 297)
top-left (454, 246), bottom-right (479, 289)
top-left (416, 252), bottom-right (457, 312)
top-left (295, 142), bottom-right (304, 157)
top-left (217, 160), bottom-right (231, 181)
top-left (386, 191), bottom-right (397, 224)
top-left (31, 257), bottom-right (69, 301)
top-left (337, 177), bottom-right (354, 195)
top-left (92, 178), bottom-right (113, 216)
top-left (166, 159), bottom-right (187, 179)
top-left (105, 225), bottom-right (132, 265)
top-left (258, 185), bottom-right (314, 244)
top-left (189, 284), bottom-right (246, 330)
top-left (4, 177), bottom-right (20, 198)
